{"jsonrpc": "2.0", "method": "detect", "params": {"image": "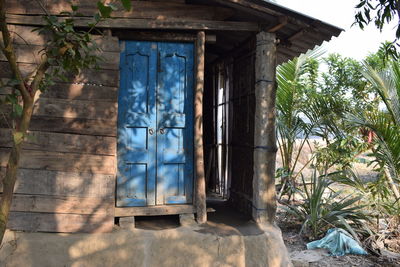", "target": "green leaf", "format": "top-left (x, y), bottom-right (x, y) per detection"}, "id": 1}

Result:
top-left (71, 5), bottom-right (79, 11)
top-left (120, 0), bottom-right (132, 11)
top-left (97, 1), bottom-right (113, 18)
top-left (14, 103), bottom-right (23, 117)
